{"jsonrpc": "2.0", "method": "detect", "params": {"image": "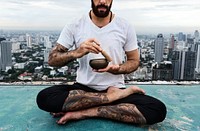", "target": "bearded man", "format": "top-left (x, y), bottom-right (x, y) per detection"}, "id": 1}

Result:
top-left (36, 0), bottom-right (166, 125)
